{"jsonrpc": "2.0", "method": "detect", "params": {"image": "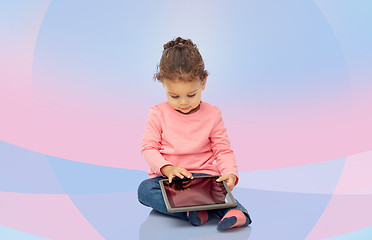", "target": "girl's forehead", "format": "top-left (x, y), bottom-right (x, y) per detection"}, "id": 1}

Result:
top-left (164, 80), bottom-right (202, 93)
top-left (165, 80), bottom-right (201, 89)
